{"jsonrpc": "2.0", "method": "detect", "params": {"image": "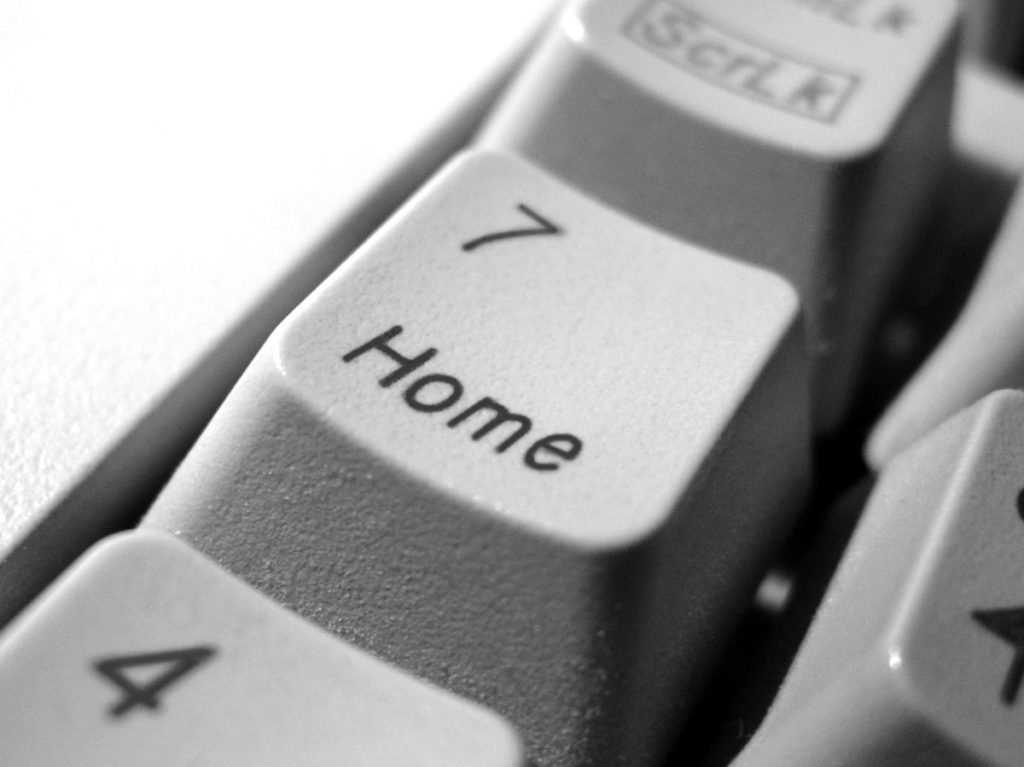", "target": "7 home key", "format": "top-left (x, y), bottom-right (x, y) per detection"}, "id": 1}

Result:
top-left (143, 150), bottom-right (811, 767)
